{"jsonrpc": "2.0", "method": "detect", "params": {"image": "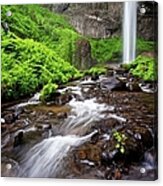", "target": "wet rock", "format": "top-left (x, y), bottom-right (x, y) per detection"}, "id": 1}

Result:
top-left (80, 78), bottom-right (96, 86)
top-left (99, 118), bottom-right (122, 133)
top-left (36, 124), bottom-right (52, 131)
top-left (1, 125), bottom-right (7, 133)
top-left (134, 133), bottom-right (142, 140)
top-left (4, 113), bottom-right (15, 124)
top-left (114, 168), bottom-right (122, 180)
top-left (139, 82), bottom-right (157, 93)
top-left (80, 160), bottom-right (95, 166)
top-left (126, 81), bottom-right (141, 92)
top-left (54, 93), bottom-right (73, 105)
top-left (143, 148), bottom-right (157, 170)
top-left (56, 112), bottom-right (68, 119)
top-left (75, 144), bottom-right (101, 164)
top-left (14, 131), bottom-right (24, 147)
top-left (77, 150), bottom-right (87, 160)
top-left (101, 149), bottom-right (119, 166)
top-left (1, 157), bottom-right (19, 177)
top-left (100, 77), bottom-right (126, 91)
top-left (132, 126), bottom-right (153, 149)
